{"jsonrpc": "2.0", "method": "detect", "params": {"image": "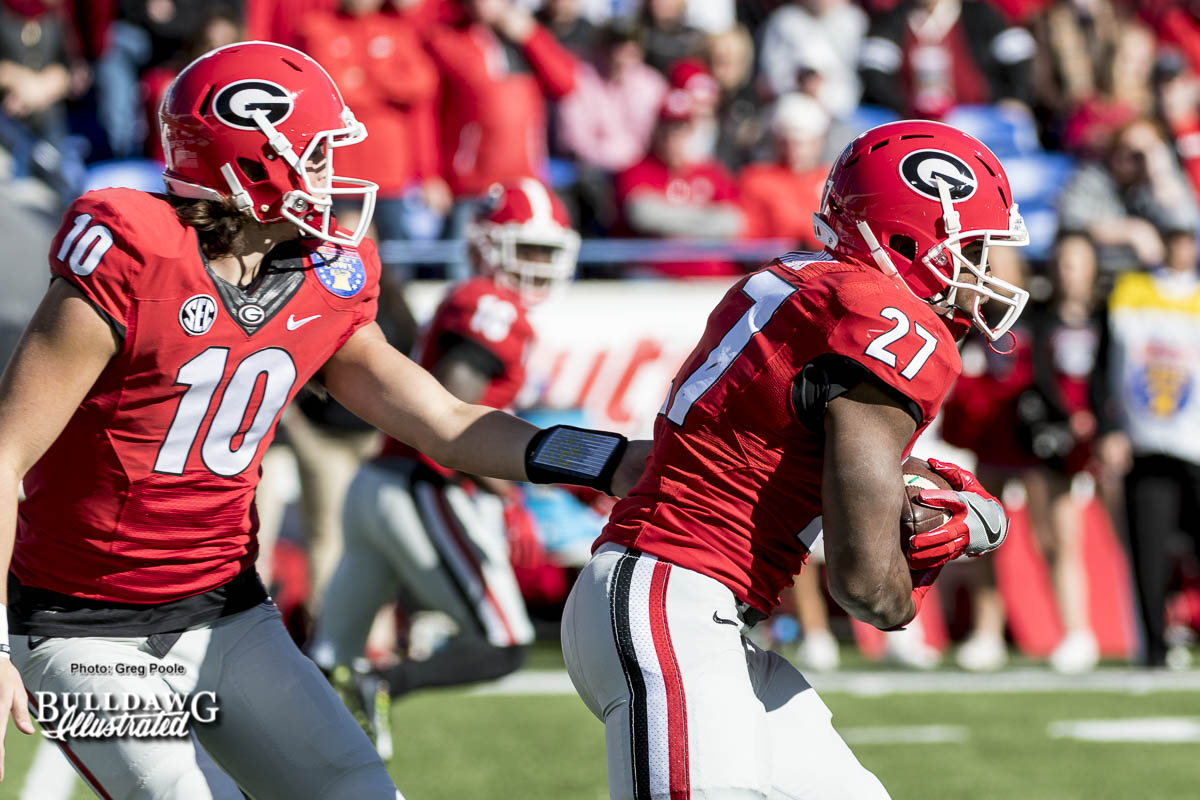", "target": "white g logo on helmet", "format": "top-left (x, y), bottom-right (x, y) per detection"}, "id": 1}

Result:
top-left (899, 150), bottom-right (978, 202)
top-left (212, 80), bottom-right (294, 130)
